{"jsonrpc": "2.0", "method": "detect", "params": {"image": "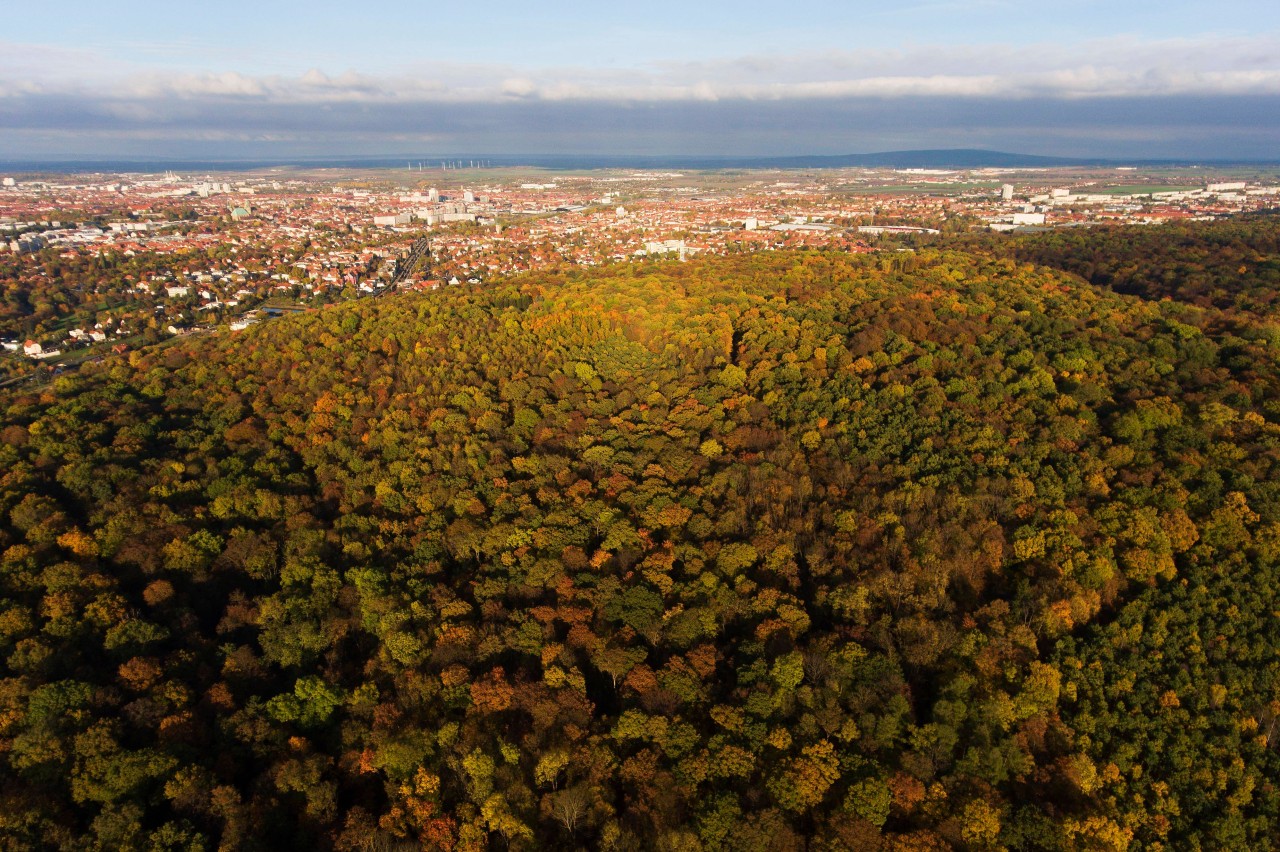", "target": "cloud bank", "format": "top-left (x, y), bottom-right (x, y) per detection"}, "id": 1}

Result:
top-left (2, 34), bottom-right (1278, 159)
